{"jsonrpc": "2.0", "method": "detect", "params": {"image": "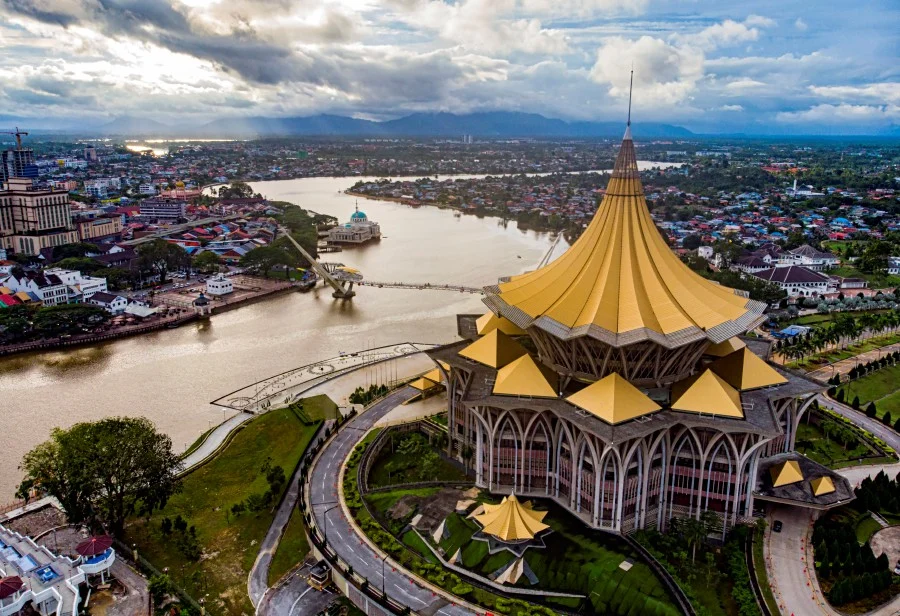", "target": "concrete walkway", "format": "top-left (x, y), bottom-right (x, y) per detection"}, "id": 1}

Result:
top-left (805, 340), bottom-right (900, 383)
top-left (765, 396), bottom-right (900, 616)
